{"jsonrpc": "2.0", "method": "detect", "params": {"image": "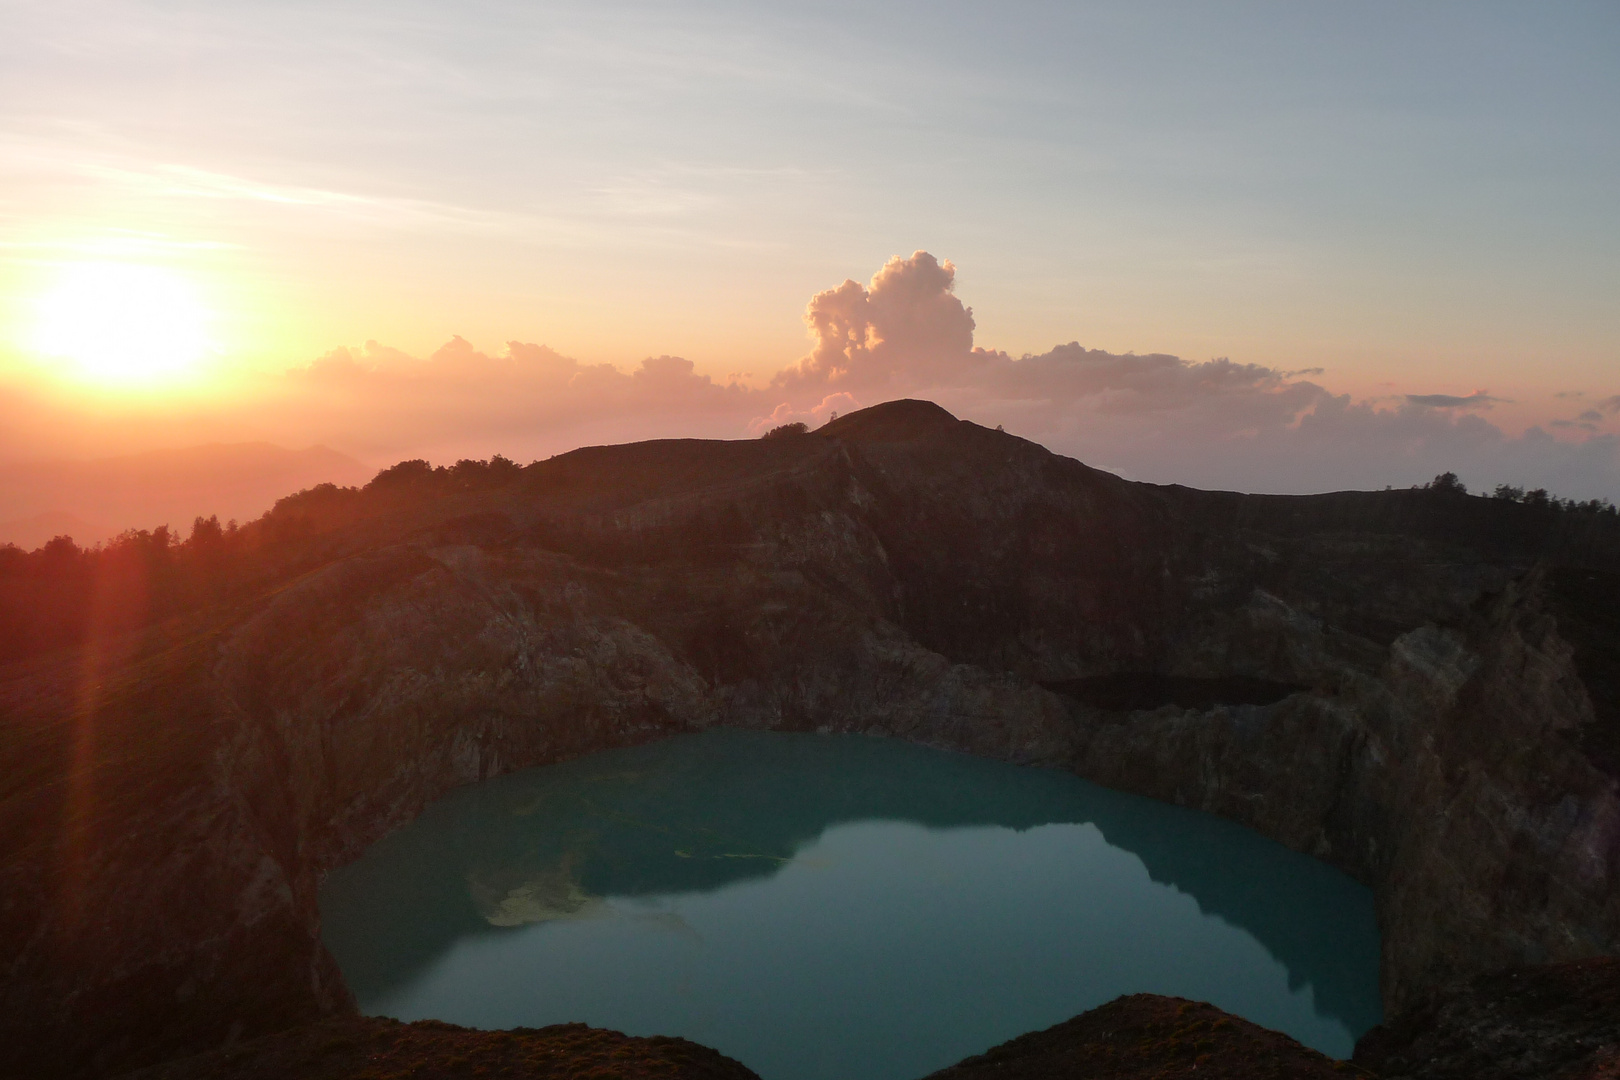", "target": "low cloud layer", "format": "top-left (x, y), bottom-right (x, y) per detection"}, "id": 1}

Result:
top-left (1404, 391), bottom-right (1506, 410)
top-left (2, 250), bottom-right (1617, 537)
top-left (282, 336), bottom-right (757, 461)
top-left (757, 253), bottom-right (1619, 499)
